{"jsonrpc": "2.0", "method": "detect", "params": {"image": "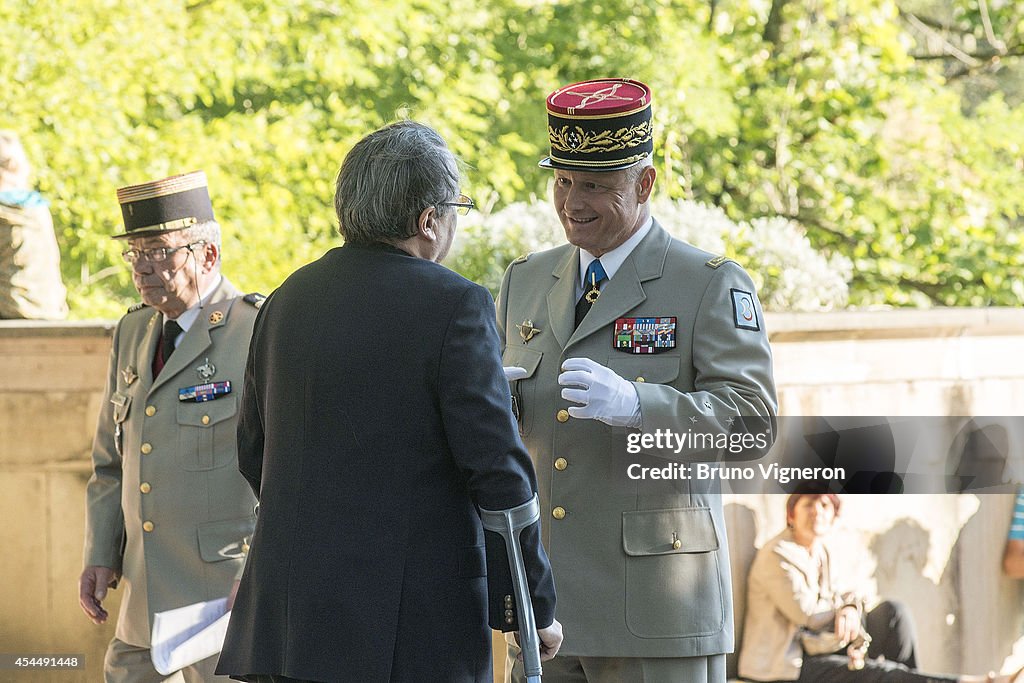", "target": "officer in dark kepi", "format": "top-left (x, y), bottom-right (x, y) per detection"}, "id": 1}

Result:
top-left (497, 78), bottom-right (778, 682)
top-left (79, 171), bottom-right (261, 682)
